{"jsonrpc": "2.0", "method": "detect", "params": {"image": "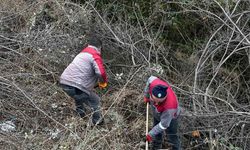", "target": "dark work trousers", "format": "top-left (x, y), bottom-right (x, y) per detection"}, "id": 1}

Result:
top-left (152, 117), bottom-right (181, 150)
top-left (60, 84), bottom-right (102, 124)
